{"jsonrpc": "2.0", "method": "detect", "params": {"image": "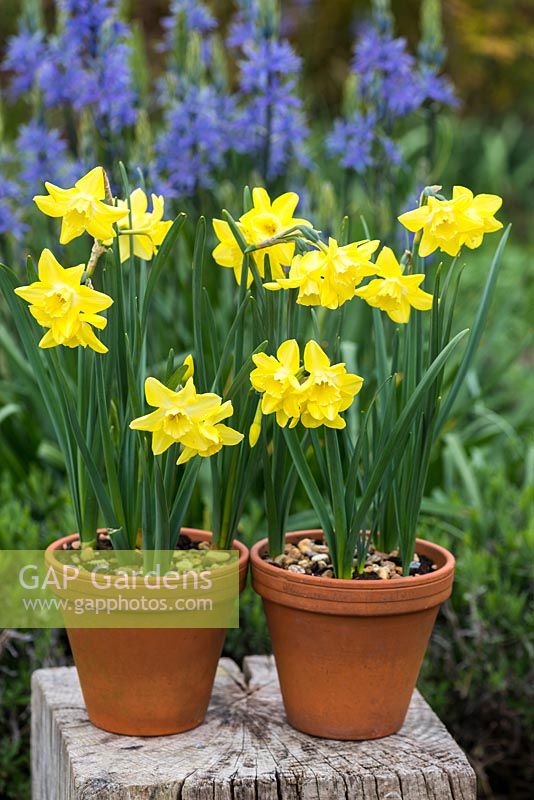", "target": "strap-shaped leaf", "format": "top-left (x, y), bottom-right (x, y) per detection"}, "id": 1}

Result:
top-left (436, 226), bottom-right (510, 433)
top-left (169, 458), bottom-right (202, 541)
top-left (356, 328), bottom-right (469, 522)
top-left (47, 349), bottom-right (119, 529)
top-left (0, 264), bottom-right (82, 529)
top-left (283, 426), bottom-right (334, 542)
top-left (153, 458), bottom-right (171, 551)
top-left (212, 294), bottom-right (251, 392)
top-left (141, 212), bottom-right (187, 326)
top-left (192, 217), bottom-right (208, 390)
